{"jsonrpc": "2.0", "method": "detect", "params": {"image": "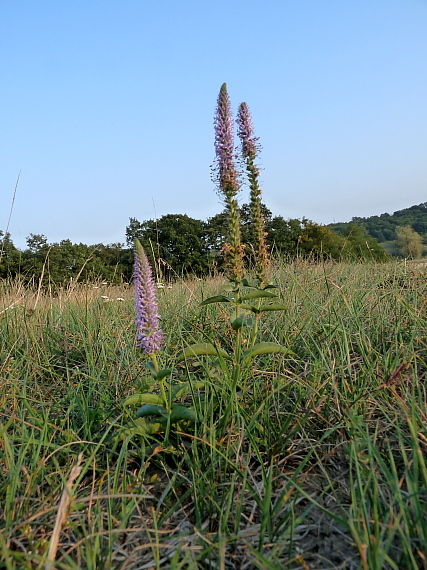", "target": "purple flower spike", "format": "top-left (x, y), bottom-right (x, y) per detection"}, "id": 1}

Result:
top-left (237, 102), bottom-right (269, 285)
top-left (213, 83), bottom-right (239, 197)
top-left (213, 83), bottom-right (244, 280)
top-left (236, 102), bottom-right (259, 159)
top-left (134, 239), bottom-right (165, 354)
